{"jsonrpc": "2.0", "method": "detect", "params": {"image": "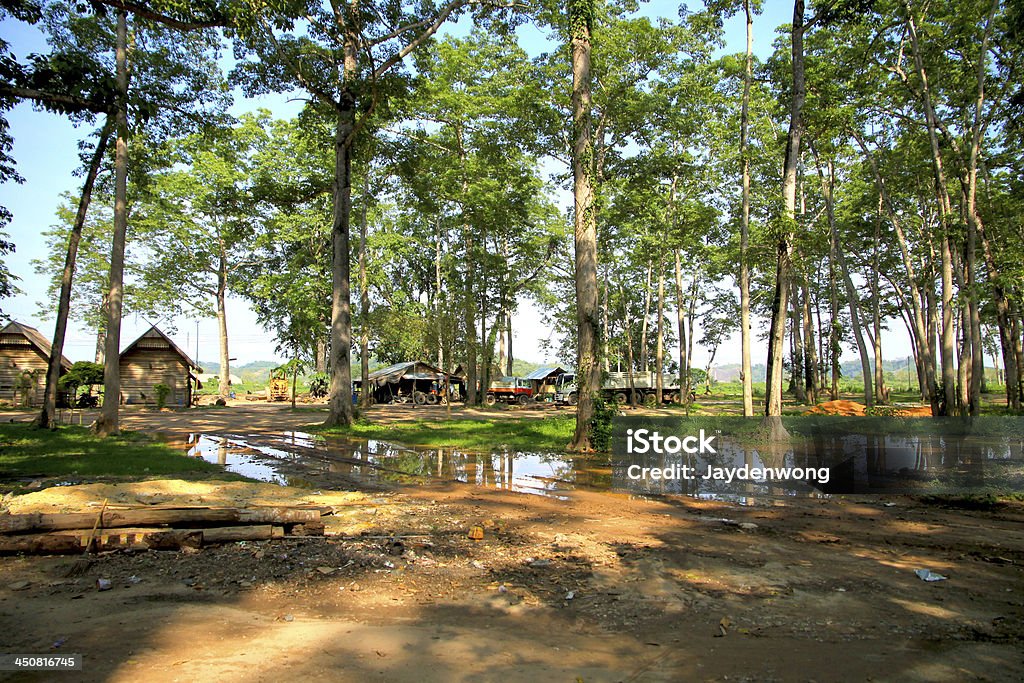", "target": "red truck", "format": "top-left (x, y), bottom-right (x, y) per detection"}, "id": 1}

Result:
top-left (485, 377), bottom-right (533, 405)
